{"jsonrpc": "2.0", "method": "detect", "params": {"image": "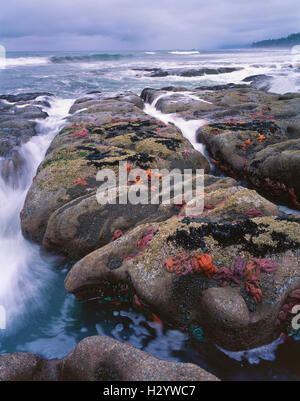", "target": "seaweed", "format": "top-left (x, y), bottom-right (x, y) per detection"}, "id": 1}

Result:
top-left (90, 120), bottom-right (183, 152)
top-left (167, 219), bottom-right (300, 257)
top-left (75, 145), bottom-right (154, 169)
top-left (208, 119), bottom-right (280, 135)
top-left (155, 138), bottom-right (182, 151)
top-left (127, 152), bottom-right (155, 169)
